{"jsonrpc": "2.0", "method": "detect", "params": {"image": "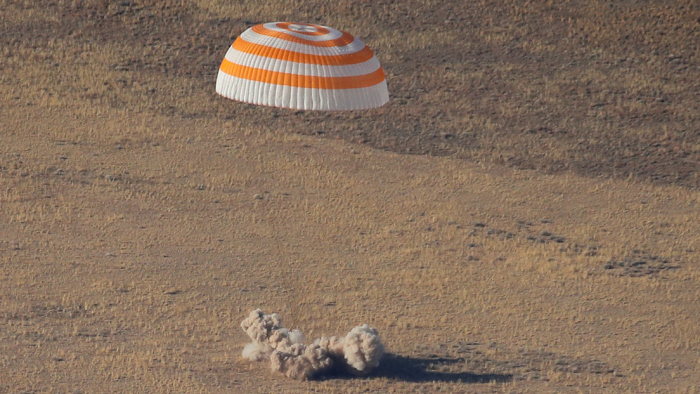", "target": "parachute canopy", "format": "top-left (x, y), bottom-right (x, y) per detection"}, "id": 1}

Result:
top-left (216, 22), bottom-right (389, 111)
